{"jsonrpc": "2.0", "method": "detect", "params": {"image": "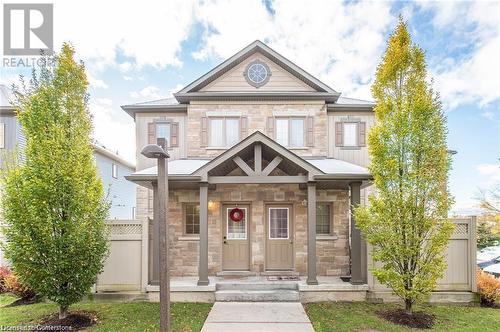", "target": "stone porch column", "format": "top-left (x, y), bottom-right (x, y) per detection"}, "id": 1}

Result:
top-left (350, 181), bottom-right (366, 284)
top-left (307, 181), bottom-right (318, 285)
top-left (198, 182), bottom-right (209, 286)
